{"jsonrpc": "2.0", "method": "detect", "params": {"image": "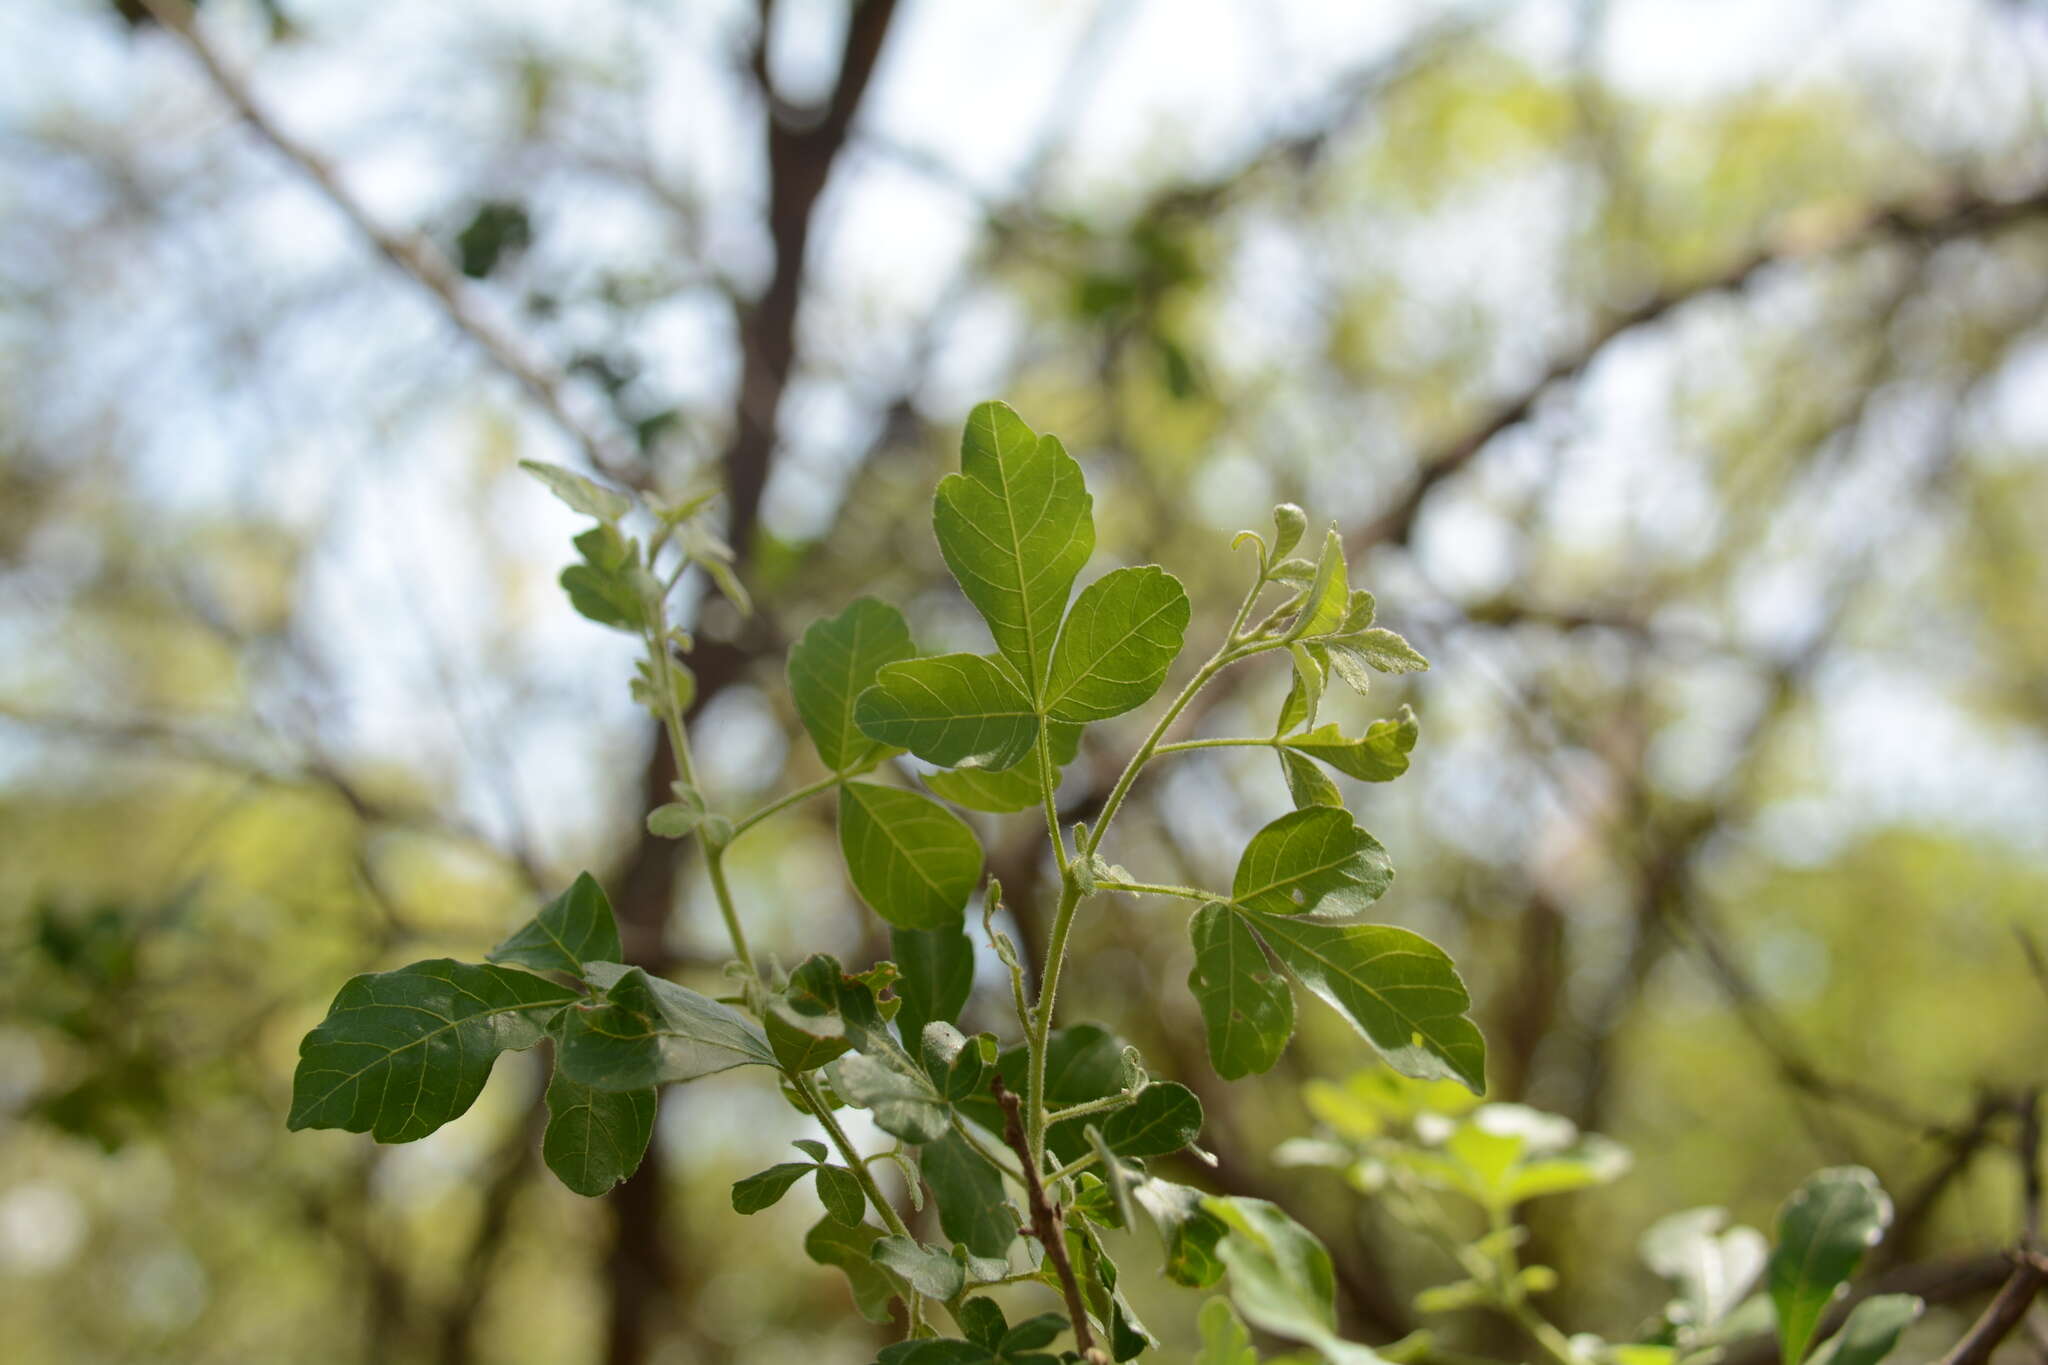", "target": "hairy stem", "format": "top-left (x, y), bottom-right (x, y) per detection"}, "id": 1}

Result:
top-left (729, 769), bottom-right (857, 841)
top-left (1095, 879), bottom-right (1215, 903)
top-left (1026, 878), bottom-right (1085, 1165)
